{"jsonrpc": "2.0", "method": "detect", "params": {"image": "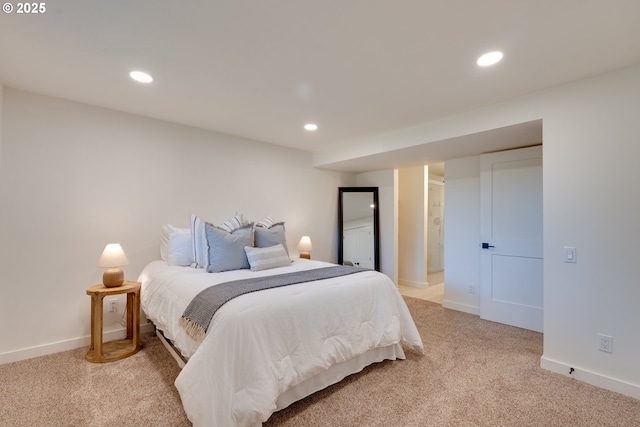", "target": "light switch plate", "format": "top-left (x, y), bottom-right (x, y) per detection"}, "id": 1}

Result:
top-left (564, 247), bottom-right (577, 263)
